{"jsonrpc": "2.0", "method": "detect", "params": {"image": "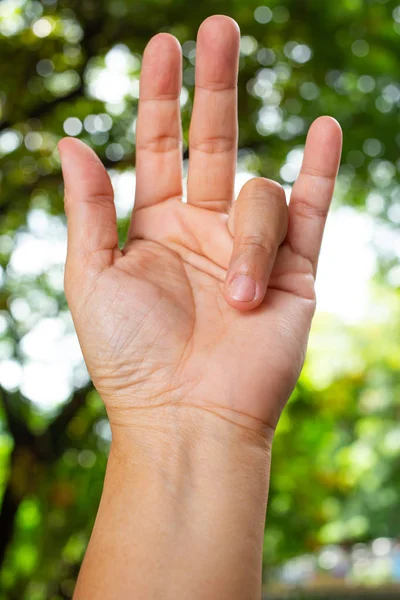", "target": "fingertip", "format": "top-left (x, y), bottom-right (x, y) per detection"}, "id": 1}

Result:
top-left (197, 15), bottom-right (240, 53)
top-left (198, 15), bottom-right (240, 38)
top-left (302, 116), bottom-right (343, 178)
top-left (57, 136), bottom-right (76, 158)
top-left (224, 274), bottom-right (266, 313)
top-left (57, 137), bottom-right (112, 199)
top-left (224, 286), bottom-right (265, 313)
top-left (141, 33), bottom-right (182, 99)
top-left (144, 32), bottom-right (182, 58)
top-left (57, 136), bottom-right (95, 160)
top-left (309, 116), bottom-right (343, 144)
